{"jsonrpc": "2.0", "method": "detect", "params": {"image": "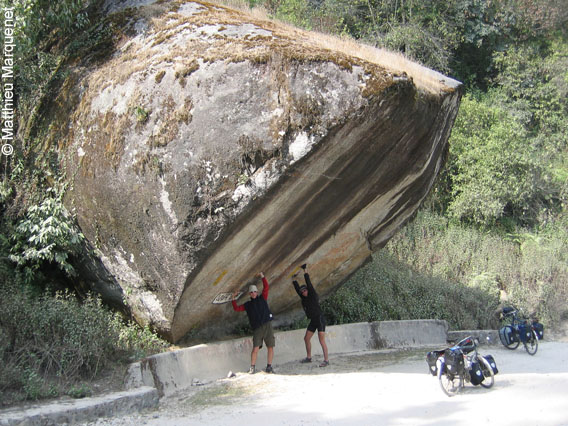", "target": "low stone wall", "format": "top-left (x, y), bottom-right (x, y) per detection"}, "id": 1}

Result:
top-left (126, 319), bottom-right (449, 396)
top-left (0, 387), bottom-right (158, 426)
top-left (447, 329), bottom-right (500, 345)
